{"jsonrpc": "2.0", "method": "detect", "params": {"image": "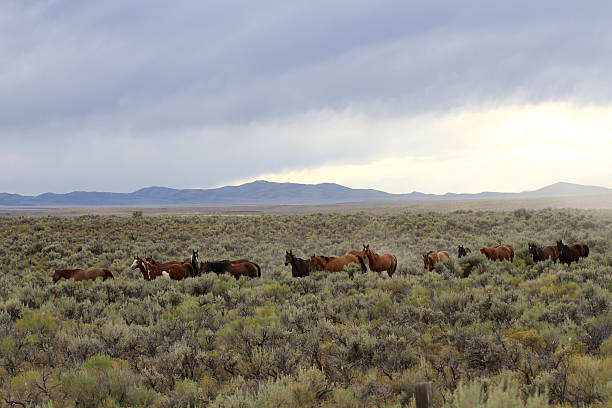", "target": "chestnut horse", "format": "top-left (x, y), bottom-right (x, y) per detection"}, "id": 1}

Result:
top-left (200, 260), bottom-right (259, 279)
top-left (131, 257), bottom-right (193, 280)
top-left (528, 243), bottom-right (559, 263)
top-left (309, 253), bottom-right (362, 272)
top-left (556, 240), bottom-right (589, 266)
top-left (422, 251), bottom-right (450, 271)
top-left (457, 245), bottom-right (471, 258)
top-left (480, 245), bottom-right (514, 262)
top-left (53, 268), bottom-right (114, 283)
top-left (284, 250), bottom-right (311, 277)
top-left (363, 244), bottom-right (397, 277)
